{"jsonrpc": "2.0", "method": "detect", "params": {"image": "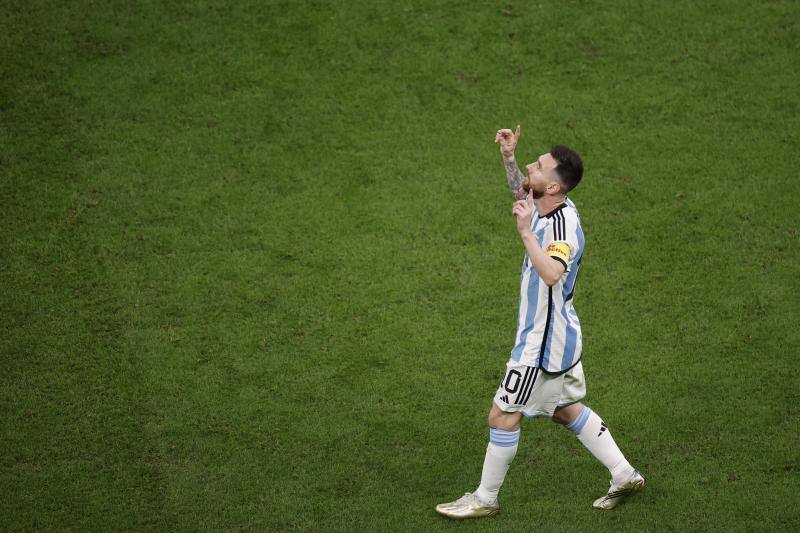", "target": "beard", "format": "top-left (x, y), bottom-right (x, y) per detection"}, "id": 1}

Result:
top-left (523, 182), bottom-right (545, 199)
